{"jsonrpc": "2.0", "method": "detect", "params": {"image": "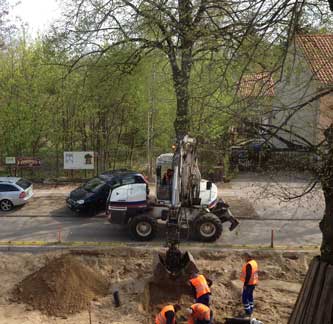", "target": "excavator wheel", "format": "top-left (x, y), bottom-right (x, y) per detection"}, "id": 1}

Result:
top-left (129, 215), bottom-right (156, 241)
top-left (194, 213), bottom-right (222, 242)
